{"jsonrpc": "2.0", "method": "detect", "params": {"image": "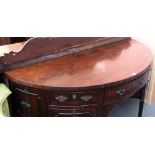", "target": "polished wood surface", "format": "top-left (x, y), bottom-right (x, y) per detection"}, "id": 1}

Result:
top-left (3, 38), bottom-right (153, 117)
top-left (5, 39), bottom-right (153, 89)
top-left (0, 37), bottom-right (129, 72)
